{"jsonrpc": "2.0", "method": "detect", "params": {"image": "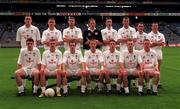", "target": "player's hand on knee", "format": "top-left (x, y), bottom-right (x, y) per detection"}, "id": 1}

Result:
top-left (155, 67), bottom-right (159, 72)
top-left (81, 70), bottom-right (87, 76)
top-left (61, 71), bottom-right (67, 78)
top-left (40, 69), bottom-right (45, 75)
